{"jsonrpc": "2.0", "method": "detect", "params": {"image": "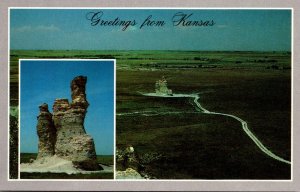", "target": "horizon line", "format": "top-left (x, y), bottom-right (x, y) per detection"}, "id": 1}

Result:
top-left (10, 49), bottom-right (292, 52)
